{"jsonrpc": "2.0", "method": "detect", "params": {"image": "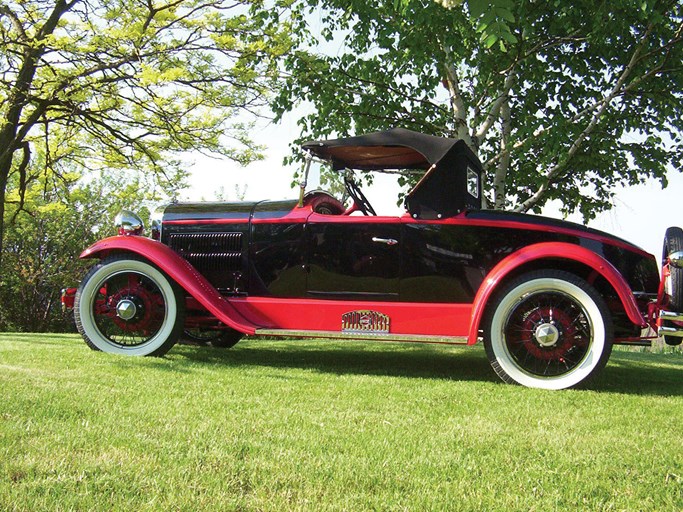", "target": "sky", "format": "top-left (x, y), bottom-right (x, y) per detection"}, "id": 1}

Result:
top-left (181, 113), bottom-right (681, 263)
